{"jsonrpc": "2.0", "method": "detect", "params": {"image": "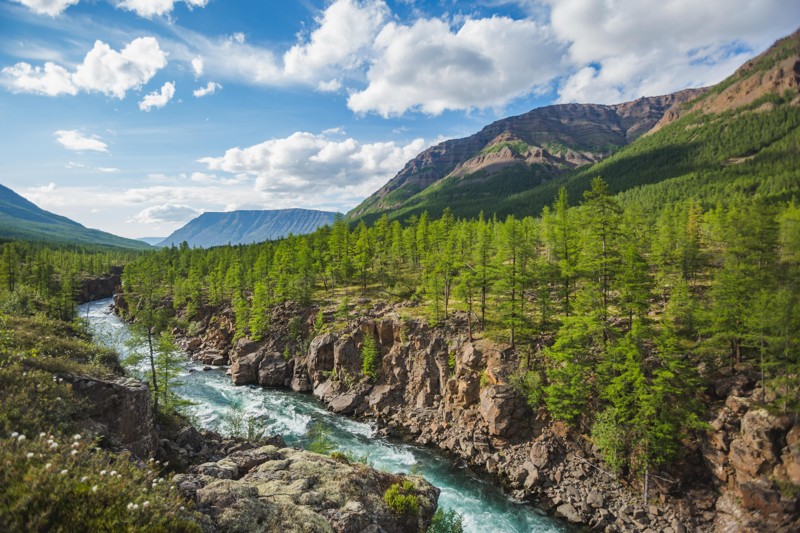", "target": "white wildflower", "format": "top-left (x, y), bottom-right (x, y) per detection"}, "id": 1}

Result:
top-left (72, 442), bottom-right (79, 448)
top-left (60, 469), bottom-right (68, 475)
top-left (100, 470), bottom-right (107, 476)
top-left (142, 501), bottom-right (150, 508)
top-left (92, 485), bottom-right (98, 493)
top-left (17, 434), bottom-right (25, 442)
top-left (26, 452), bottom-right (34, 459)
top-left (45, 463), bottom-right (52, 470)
top-left (39, 432), bottom-right (46, 438)
top-left (73, 434), bottom-right (81, 441)
top-left (81, 476), bottom-right (88, 483)
top-left (11, 432), bottom-right (18, 438)
top-left (110, 470), bottom-right (117, 476)
top-left (71, 450), bottom-right (78, 456)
